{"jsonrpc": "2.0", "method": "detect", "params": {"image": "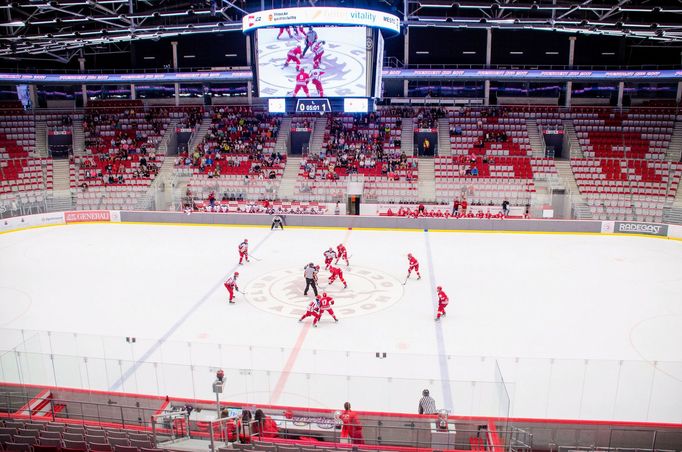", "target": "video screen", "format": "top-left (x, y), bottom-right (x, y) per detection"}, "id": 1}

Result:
top-left (256, 26), bottom-right (368, 98)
